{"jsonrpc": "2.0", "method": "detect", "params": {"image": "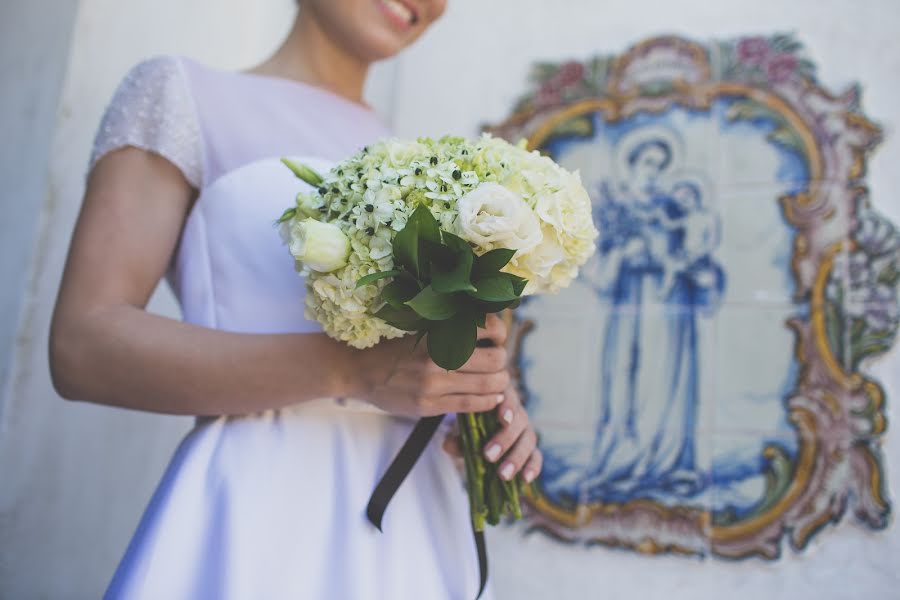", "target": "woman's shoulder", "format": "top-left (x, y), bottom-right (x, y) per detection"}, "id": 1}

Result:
top-left (111, 54), bottom-right (234, 102)
top-left (115, 55), bottom-right (190, 92)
